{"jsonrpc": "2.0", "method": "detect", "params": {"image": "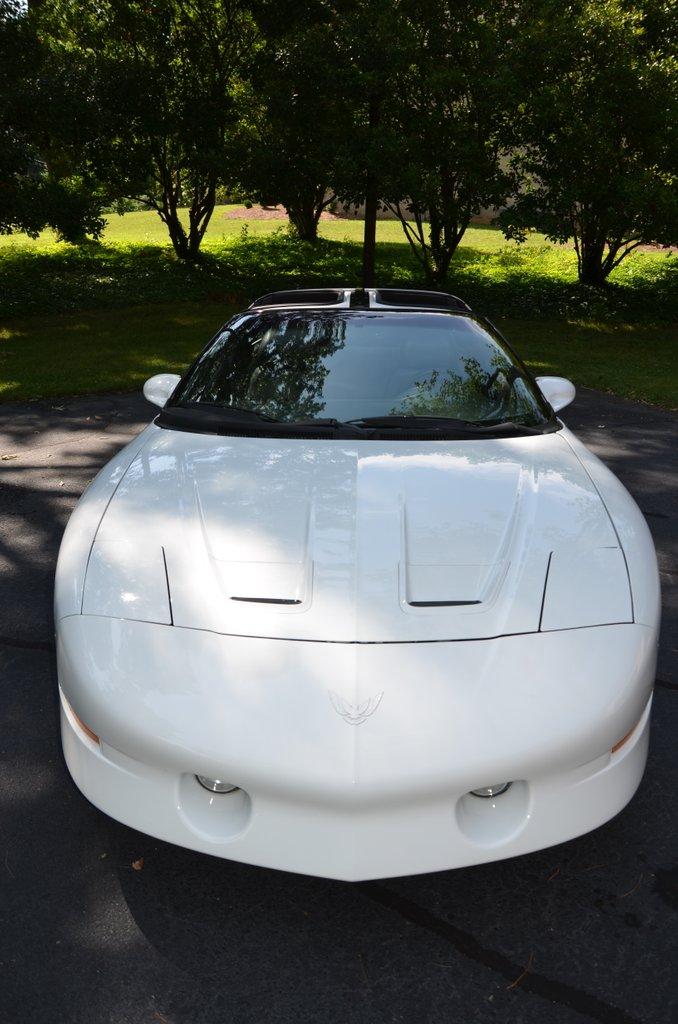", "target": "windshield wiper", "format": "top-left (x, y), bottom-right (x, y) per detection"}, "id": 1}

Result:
top-left (473, 419), bottom-right (556, 435)
top-left (346, 415), bottom-right (549, 434)
top-left (292, 417), bottom-right (369, 435)
top-left (166, 406), bottom-right (555, 437)
top-left (348, 415), bottom-right (470, 428)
